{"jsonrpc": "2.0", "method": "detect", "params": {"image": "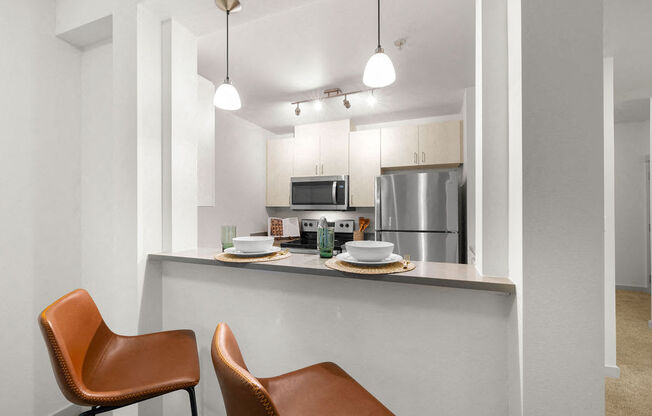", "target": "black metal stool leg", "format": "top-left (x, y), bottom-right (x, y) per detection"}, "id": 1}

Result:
top-left (186, 387), bottom-right (198, 416)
